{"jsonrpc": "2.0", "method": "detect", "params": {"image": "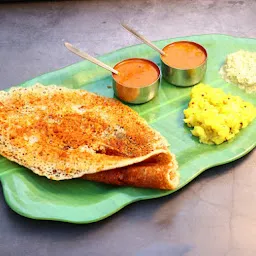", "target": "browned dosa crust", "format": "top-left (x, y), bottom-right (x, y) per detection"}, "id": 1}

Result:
top-left (0, 84), bottom-right (170, 180)
top-left (82, 152), bottom-right (179, 190)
